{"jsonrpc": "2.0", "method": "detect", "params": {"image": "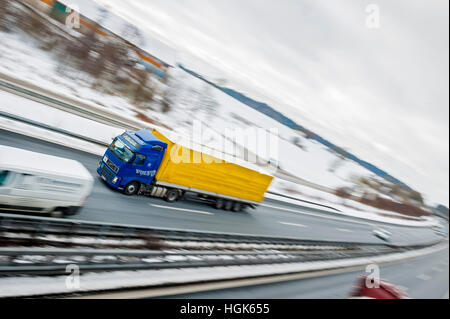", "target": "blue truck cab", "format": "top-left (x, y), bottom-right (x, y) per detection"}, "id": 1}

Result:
top-left (97, 129), bottom-right (167, 195)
